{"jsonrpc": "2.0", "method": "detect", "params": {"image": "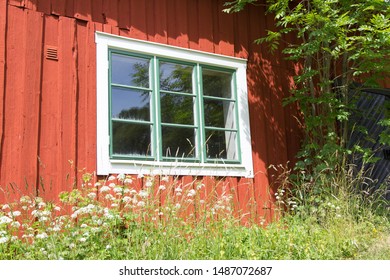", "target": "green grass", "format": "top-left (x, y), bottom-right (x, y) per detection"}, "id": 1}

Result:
top-left (0, 171), bottom-right (389, 260)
